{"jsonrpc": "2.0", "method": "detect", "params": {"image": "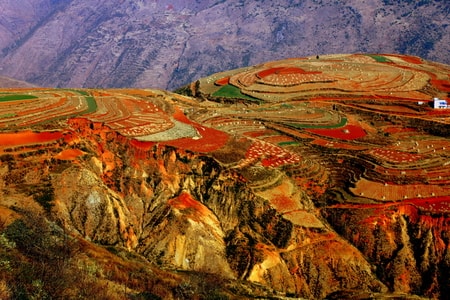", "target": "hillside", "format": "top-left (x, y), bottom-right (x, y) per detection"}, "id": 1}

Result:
top-left (0, 0), bottom-right (449, 90)
top-left (0, 54), bottom-right (449, 299)
top-left (0, 76), bottom-right (38, 88)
